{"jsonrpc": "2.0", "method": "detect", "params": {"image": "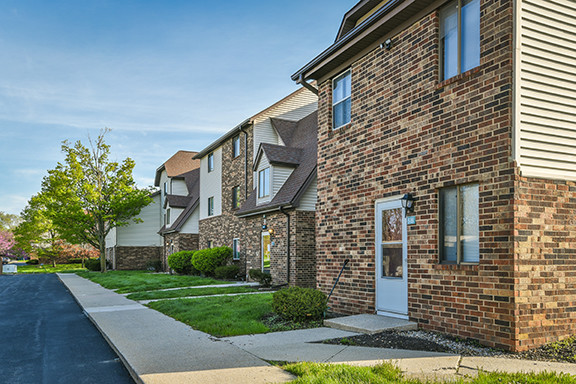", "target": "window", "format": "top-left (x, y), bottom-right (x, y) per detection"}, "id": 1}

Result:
top-left (207, 240), bottom-right (213, 249)
top-left (208, 153), bottom-right (214, 172)
top-left (163, 181), bottom-right (168, 195)
top-left (208, 196), bottom-right (214, 216)
top-left (439, 183), bottom-right (479, 264)
top-left (332, 70), bottom-right (351, 129)
top-left (232, 186), bottom-right (241, 209)
top-left (233, 238), bottom-right (240, 260)
top-left (258, 168), bottom-right (270, 198)
top-left (166, 209), bottom-right (171, 225)
top-left (232, 135), bottom-right (240, 158)
top-left (440, 0), bottom-right (480, 81)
